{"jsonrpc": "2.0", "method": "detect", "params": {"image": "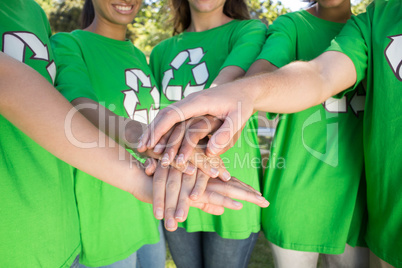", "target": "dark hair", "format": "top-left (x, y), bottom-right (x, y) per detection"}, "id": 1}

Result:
top-left (81, 0), bottom-right (95, 29)
top-left (170, 0), bottom-right (250, 35)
